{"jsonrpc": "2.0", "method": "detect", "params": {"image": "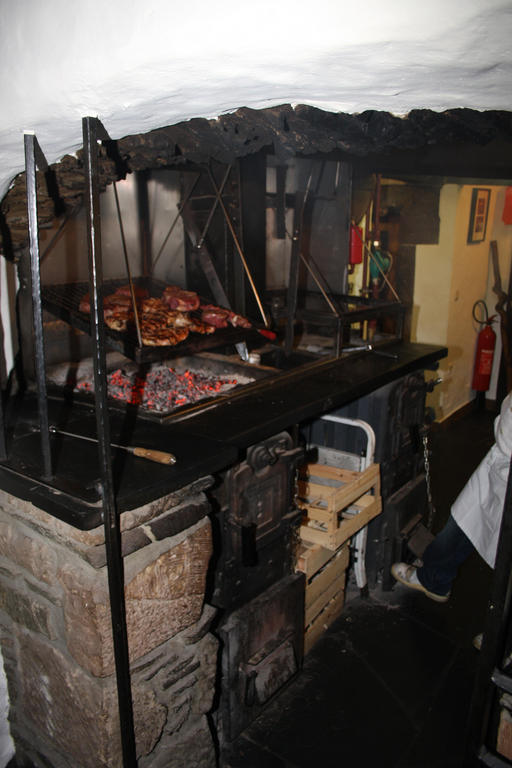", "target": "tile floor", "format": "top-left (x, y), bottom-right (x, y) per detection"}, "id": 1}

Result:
top-left (221, 403), bottom-right (498, 768)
